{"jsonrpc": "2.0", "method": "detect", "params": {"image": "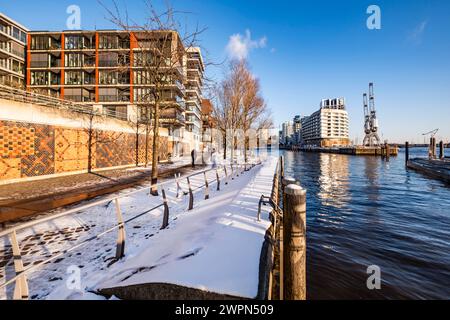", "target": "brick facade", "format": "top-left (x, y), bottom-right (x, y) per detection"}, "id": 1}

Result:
top-left (0, 120), bottom-right (170, 182)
